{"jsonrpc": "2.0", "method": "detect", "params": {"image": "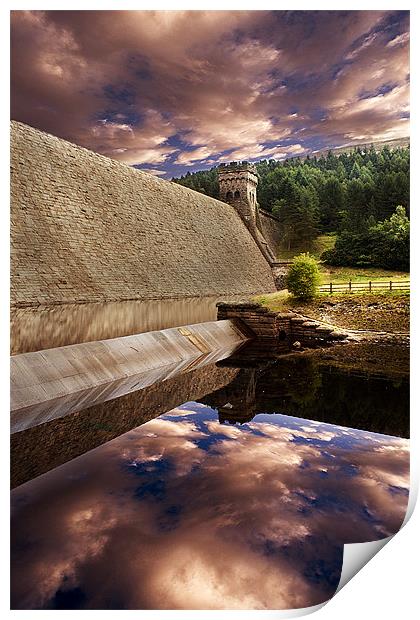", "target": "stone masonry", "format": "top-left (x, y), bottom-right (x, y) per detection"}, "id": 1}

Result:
top-left (11, 122), bottom-right (276, 309)
top-left (259, 208), bottom-right (283, 258)
top-left (217, 302), bottom-right (349, 357)
top-left (218, 162), bottom-right (276, 263)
